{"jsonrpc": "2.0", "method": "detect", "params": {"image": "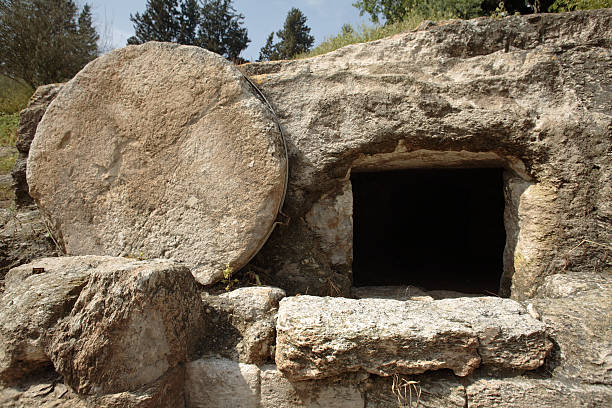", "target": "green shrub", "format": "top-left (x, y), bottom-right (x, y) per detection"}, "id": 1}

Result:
top-left (299, 7), bottom-right (456, 59)
top-left (0, 75), bottom-right (33, 114)
top-left (0, 113), bottom-right (19, 147)
top-left (0, 152), bottom-right (16, 173)
top-left (549, 0), bottom-right (612, 12)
